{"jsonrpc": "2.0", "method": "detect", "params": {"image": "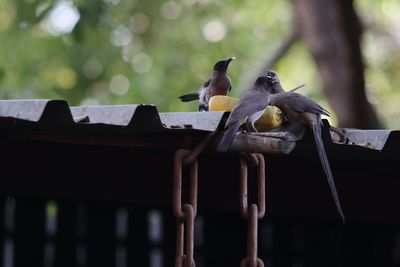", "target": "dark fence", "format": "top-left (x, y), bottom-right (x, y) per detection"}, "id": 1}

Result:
top-left (0, 136), bottom-right (400, 267)
top-left (1, 198), bottom-right (400, 267)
